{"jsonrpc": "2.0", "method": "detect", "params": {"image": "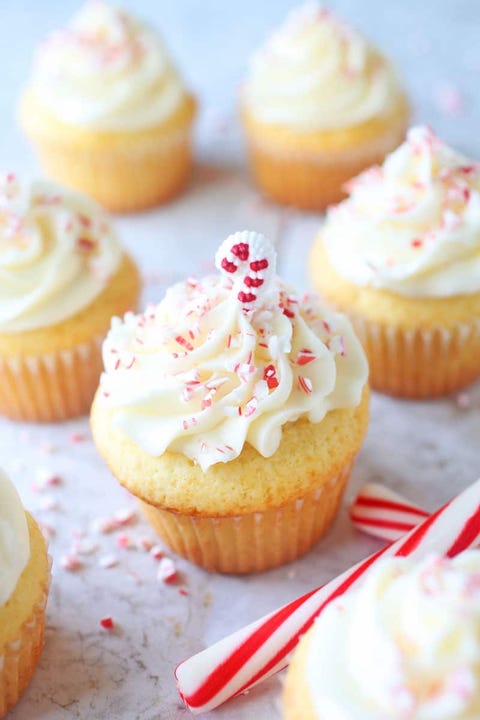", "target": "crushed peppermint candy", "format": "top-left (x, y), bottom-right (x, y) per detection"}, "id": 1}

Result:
top-left (100, 616), bottom-right (115, 630)
top-left (157, 557), bottom-right (178, 584)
